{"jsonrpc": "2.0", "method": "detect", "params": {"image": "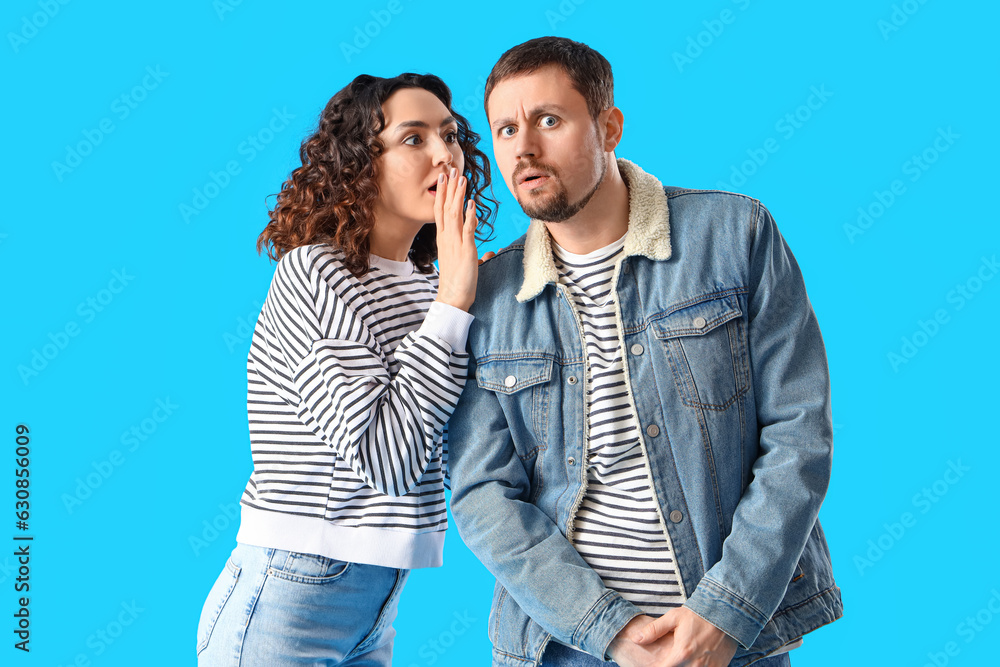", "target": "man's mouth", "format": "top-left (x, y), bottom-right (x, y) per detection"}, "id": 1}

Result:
top-left (519, 175), bottom-right (549, 191)
top-left (515, 166), bottom-right (554, 191)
